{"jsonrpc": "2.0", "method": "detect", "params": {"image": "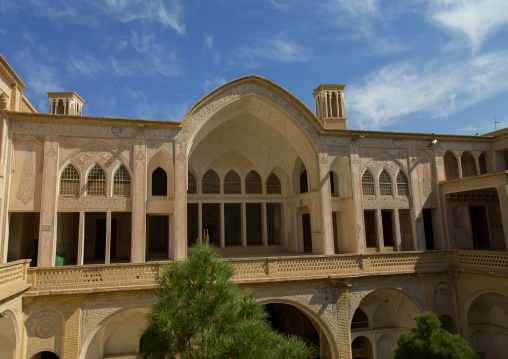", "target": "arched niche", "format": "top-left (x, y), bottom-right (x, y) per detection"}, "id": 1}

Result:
top-left (329, 155), bottom-right (352, 198)
top-left (467, 292), bottom-right (508, 358)
top-left (461, 151), bottom-right (477, 177)
top-left (147, 151), bottom-right (174, 198)
top-left (376, 333), bottom-right (396, 359)
top-left (31, 352), bottom-right (60, 359)
top-left (444, 151), bottom-right (459, 180)
top-left (81, 306), bottom-right (150, 359)
top-left (351, 336), bottom-right (373, 359)
top-left (185, 94), bottom-right (319, 194)
top-left (261, 300), bottom-right (337, 359)
top-left (0, 312), bottom-right (16, 359)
